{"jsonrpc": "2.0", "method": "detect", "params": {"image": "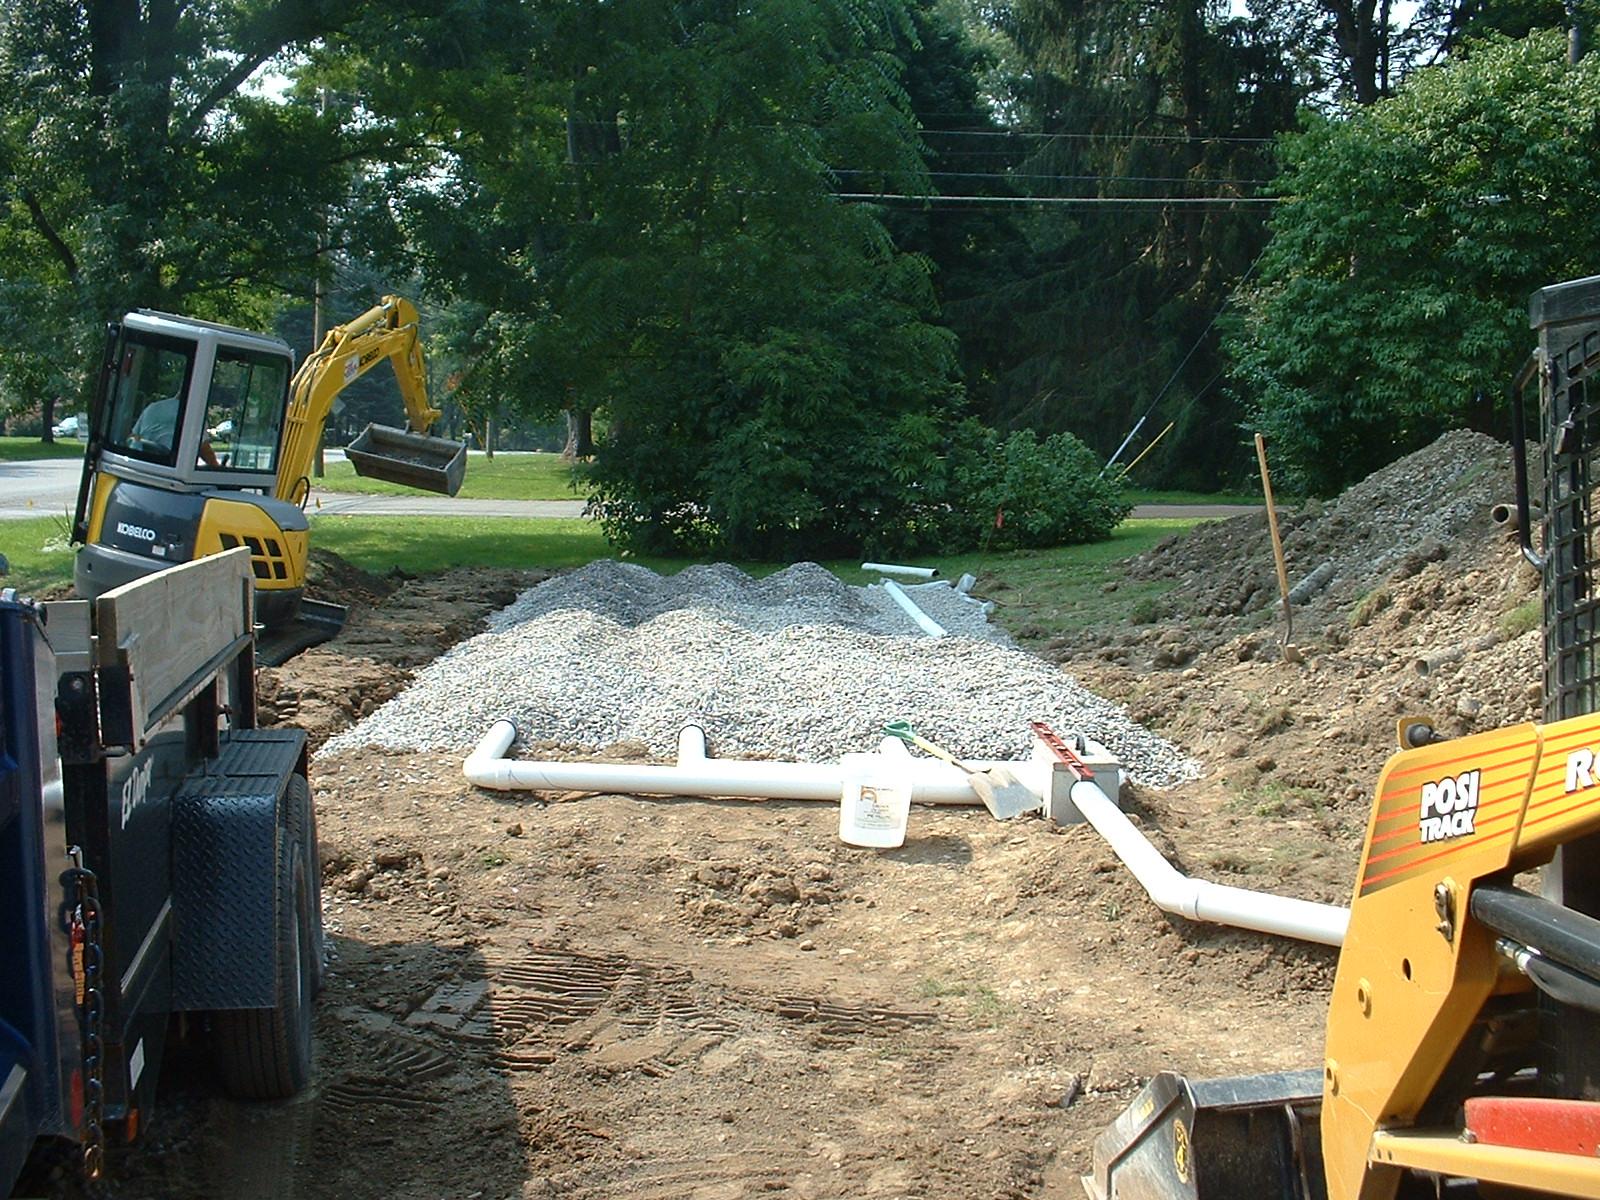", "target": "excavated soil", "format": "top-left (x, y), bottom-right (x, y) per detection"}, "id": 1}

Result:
top-left (1043, 429), bottom-right (1540, 909)
top-left (66, 431), bottom-right (1539, 1200)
